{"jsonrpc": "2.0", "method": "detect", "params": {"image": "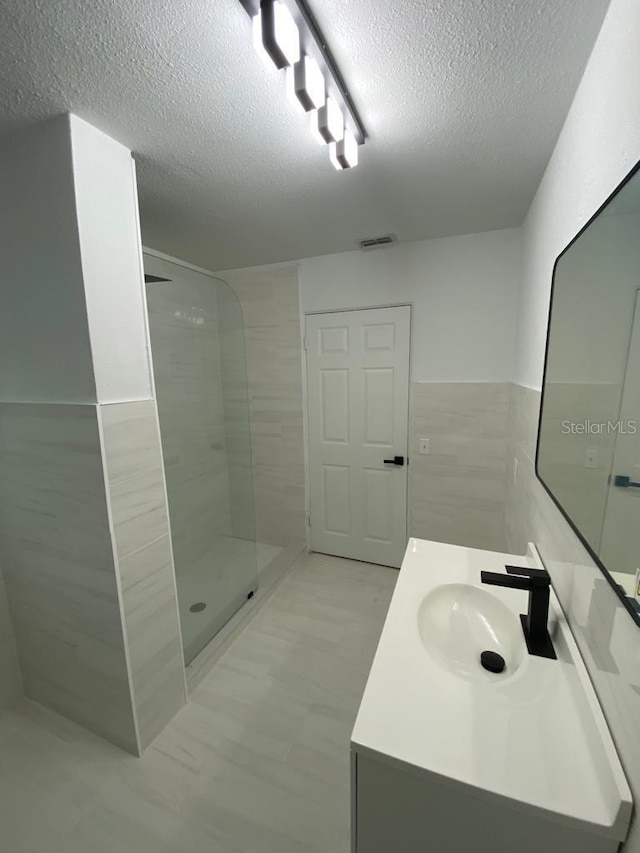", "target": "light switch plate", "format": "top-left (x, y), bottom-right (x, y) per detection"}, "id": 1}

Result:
top-left (419, 438), bottom-right (430, 454)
